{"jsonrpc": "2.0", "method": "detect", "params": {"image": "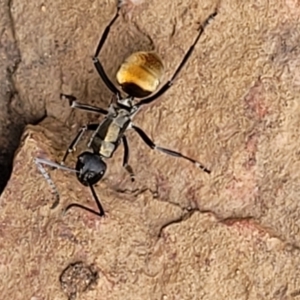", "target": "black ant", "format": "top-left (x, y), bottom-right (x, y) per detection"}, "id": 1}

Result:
top-left (35, 2), bottom-right (217, 217)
